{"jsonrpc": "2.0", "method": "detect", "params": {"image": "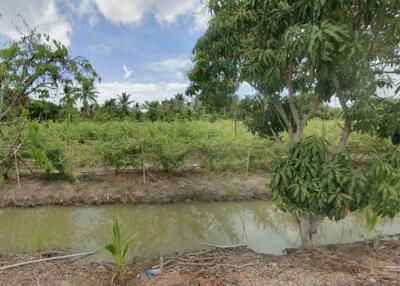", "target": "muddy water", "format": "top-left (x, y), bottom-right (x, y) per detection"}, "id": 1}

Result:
top-left (1, 201), bottom-right (400, 260)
